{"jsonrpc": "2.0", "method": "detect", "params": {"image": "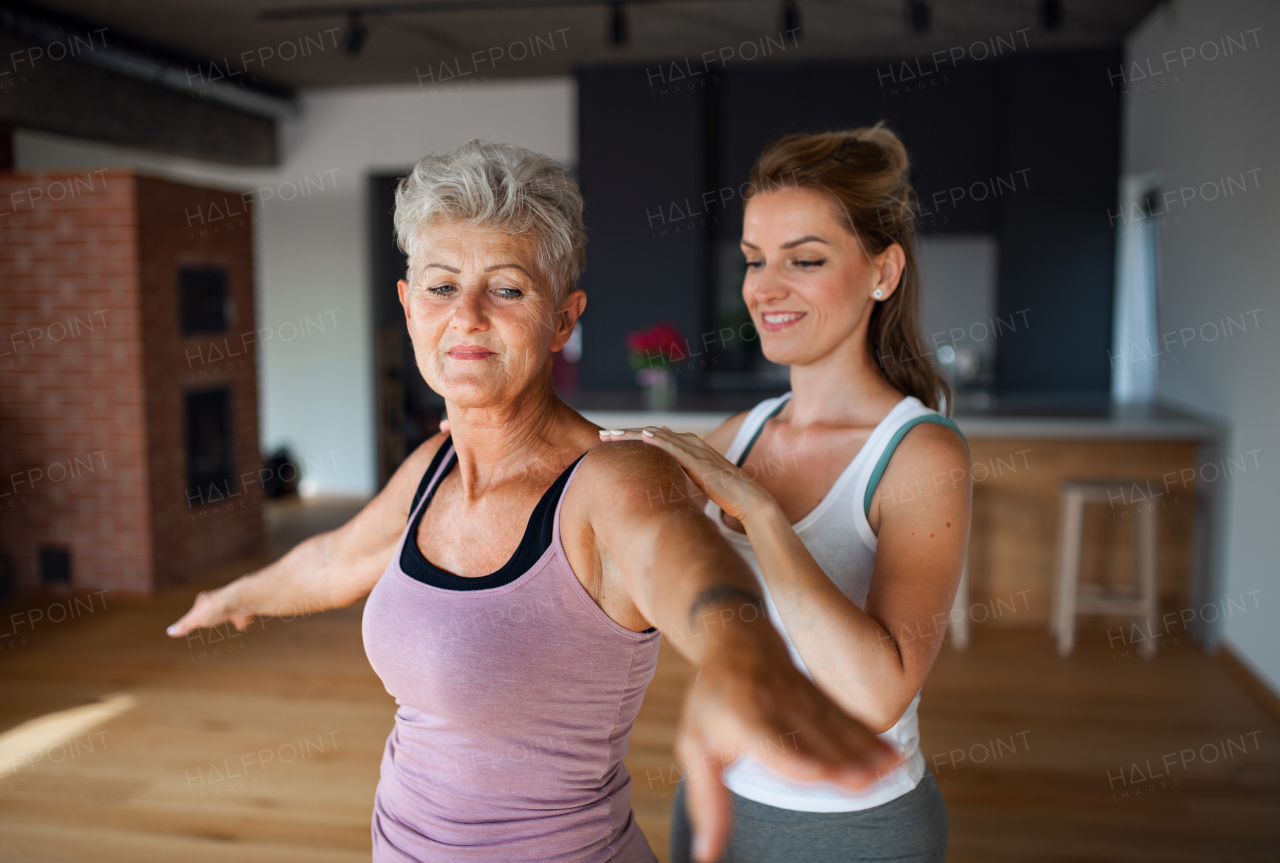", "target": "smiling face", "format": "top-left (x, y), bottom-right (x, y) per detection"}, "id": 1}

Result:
top-left (397, 221), bottom-right (584, 410)
top-left (741, 186), bottom-right (904, 368)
